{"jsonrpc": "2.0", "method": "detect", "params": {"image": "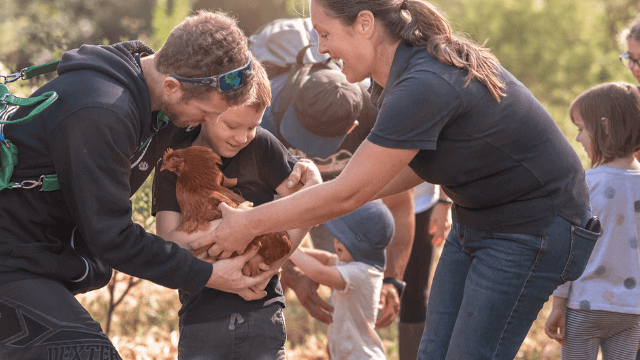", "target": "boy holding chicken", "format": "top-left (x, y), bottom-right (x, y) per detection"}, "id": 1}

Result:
top-left (152, 58), bottom-right (317, 360)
